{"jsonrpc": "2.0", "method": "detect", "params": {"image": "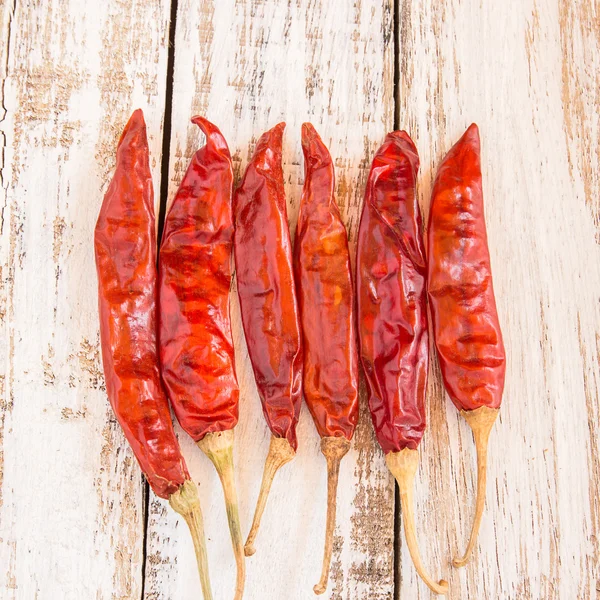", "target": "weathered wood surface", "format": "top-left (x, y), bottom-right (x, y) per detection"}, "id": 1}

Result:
top-left (397, 1), bottom-right (600, 598)
top-left (144, 2), bottom-right (395, 599)
top-left (1, 0), bottom-right (599, 599)
top-left (0, 0), bottom-right (172, 598)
